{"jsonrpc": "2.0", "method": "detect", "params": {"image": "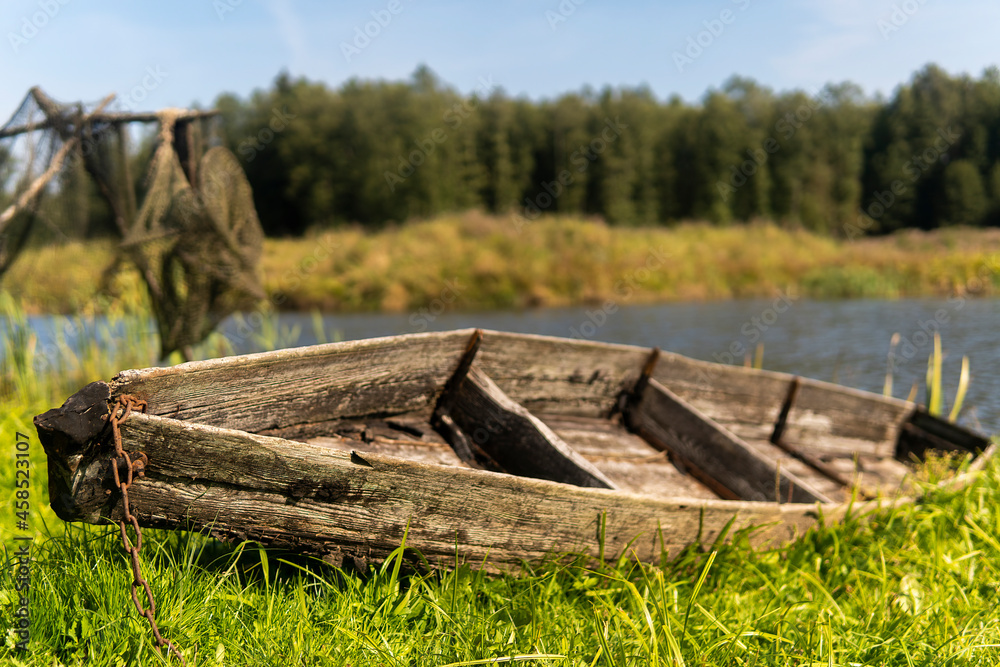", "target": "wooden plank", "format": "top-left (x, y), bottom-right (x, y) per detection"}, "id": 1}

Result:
top-left (543, 416), bottom-right (720, 500)
top-left (109, 329), bottom-right (476, 434)
top-left (727, 437), bottom-right (848, 502)
top-left (779, 378), bottom-right (913, 458)
top-left (896, 409), bottom-right (992, 460)
top-left (540, 415), bottom-right (664, 458)
top-left (258, 411), bottom-right (444, 443)
top-left (475, 331), bottom-right (649, 418)
top-left (625, 378), bottom-right (831, 504)
top-left (650, 352), bottom-right (916, 459)
top-left (438, 364), bottom-right (617, 489)
top-left (651, 354), bottom-right (792, 443)
top-left (44, 409), bottom-right (827, 567)
top-left (306, 433), bottom-right (468, 469)
top-left (766, 378), bottom-right (863, 495)
top-left (824, 455), bottom-right (912, 496)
